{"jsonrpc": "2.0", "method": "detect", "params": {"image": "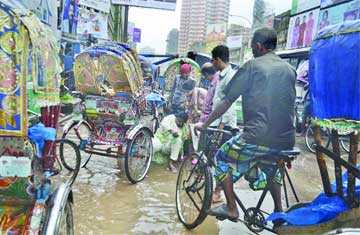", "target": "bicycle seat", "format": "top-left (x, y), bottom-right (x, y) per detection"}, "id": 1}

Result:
top-left (255, 148), bottom-right (300, 164)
